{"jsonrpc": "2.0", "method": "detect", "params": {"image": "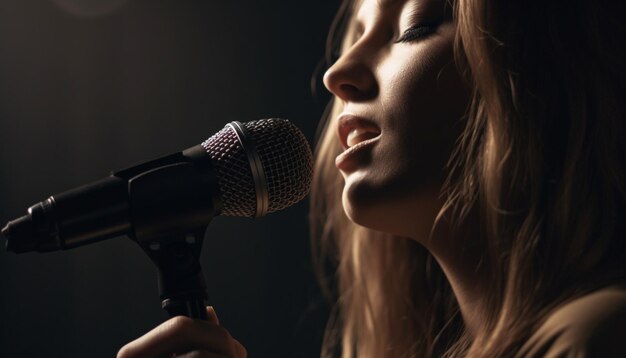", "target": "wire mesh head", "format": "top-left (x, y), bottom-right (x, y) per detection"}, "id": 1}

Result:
top-left (201, 118), bottom-right (313, 217)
